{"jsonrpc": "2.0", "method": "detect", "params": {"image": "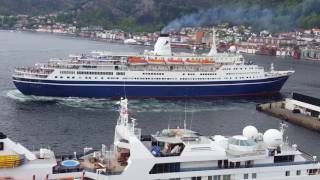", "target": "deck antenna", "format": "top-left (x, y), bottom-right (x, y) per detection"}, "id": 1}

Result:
top-left (123, 79), bottom-right (127, 99)
top-left (189, 103), bottom-right (194, 130)
top-left (168, 108), bottom-right (171, 130)
top-left (184, 100), bottom-right (187, 130)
